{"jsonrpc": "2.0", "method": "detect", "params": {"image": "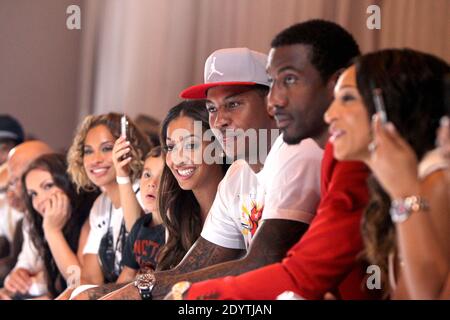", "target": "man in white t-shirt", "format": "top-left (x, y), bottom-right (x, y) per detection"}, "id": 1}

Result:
top-left (98, 47), bottom-right (324, 300)
top-left (200, 136), bottom-right (322, 250)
